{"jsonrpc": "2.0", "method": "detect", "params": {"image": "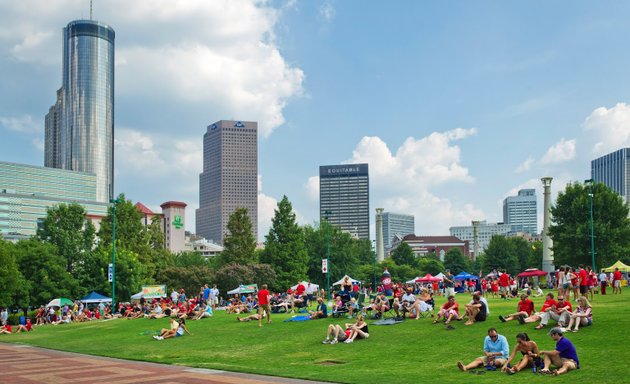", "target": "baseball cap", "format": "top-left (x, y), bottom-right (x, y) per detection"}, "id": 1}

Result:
top-left (548, 327), bottom-right (563, 336)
